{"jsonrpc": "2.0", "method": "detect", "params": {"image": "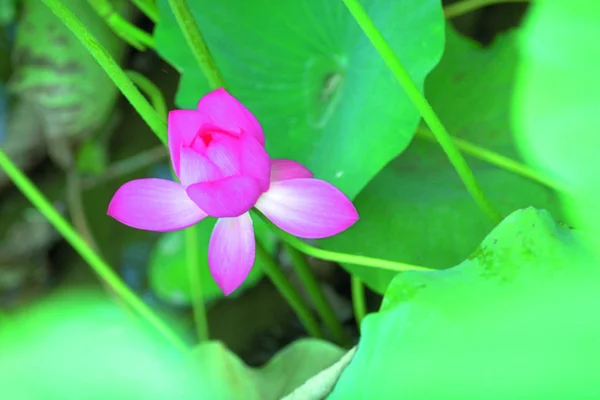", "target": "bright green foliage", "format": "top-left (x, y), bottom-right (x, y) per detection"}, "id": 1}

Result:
top-left (188, 338), bottom-right (345, 400)
top-left (329, 208), bottom-right (600, 399)
top-left (149, 216), bottom-right (276, 305)
top-left (10, 0), bottom-right (126, 142)
top-left (321, 27), bottom-right (564, 293)
top-left (153, 0), bottom-right (444, 199)
top-left (513, 0), bottom-right (600, 254)
top-left (0, 290), bottom-right (199, 399)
